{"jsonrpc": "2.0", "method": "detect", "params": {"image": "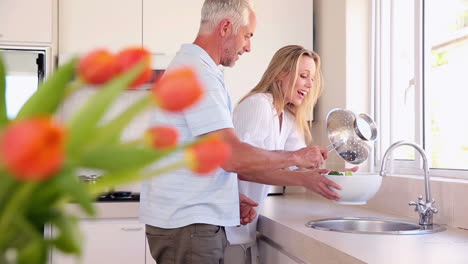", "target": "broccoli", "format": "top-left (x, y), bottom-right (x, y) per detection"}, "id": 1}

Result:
top-left (327, 170), bottom-right (354, 176)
